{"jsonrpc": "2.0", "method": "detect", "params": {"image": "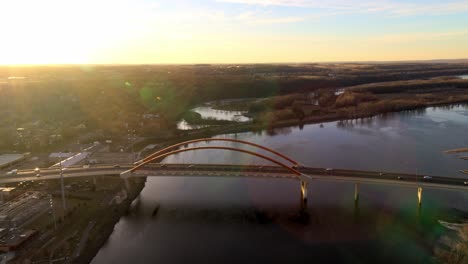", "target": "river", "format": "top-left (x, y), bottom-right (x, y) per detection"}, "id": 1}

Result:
top-left (177, 105), bottom-right (251, 130)
top-left (92, 104), bottom-right (468, 264)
